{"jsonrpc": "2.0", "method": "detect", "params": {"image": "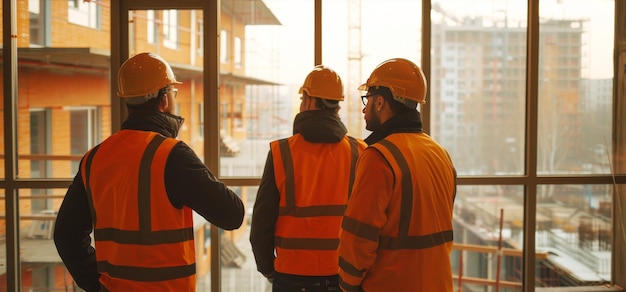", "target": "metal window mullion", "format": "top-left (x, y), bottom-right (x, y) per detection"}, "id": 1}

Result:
top-left (203, 1), bottom-right (222, 292)
top-left (524, 0), bottom-right (540, 290)
top-left (3, 0), bottom-right (20, 290)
